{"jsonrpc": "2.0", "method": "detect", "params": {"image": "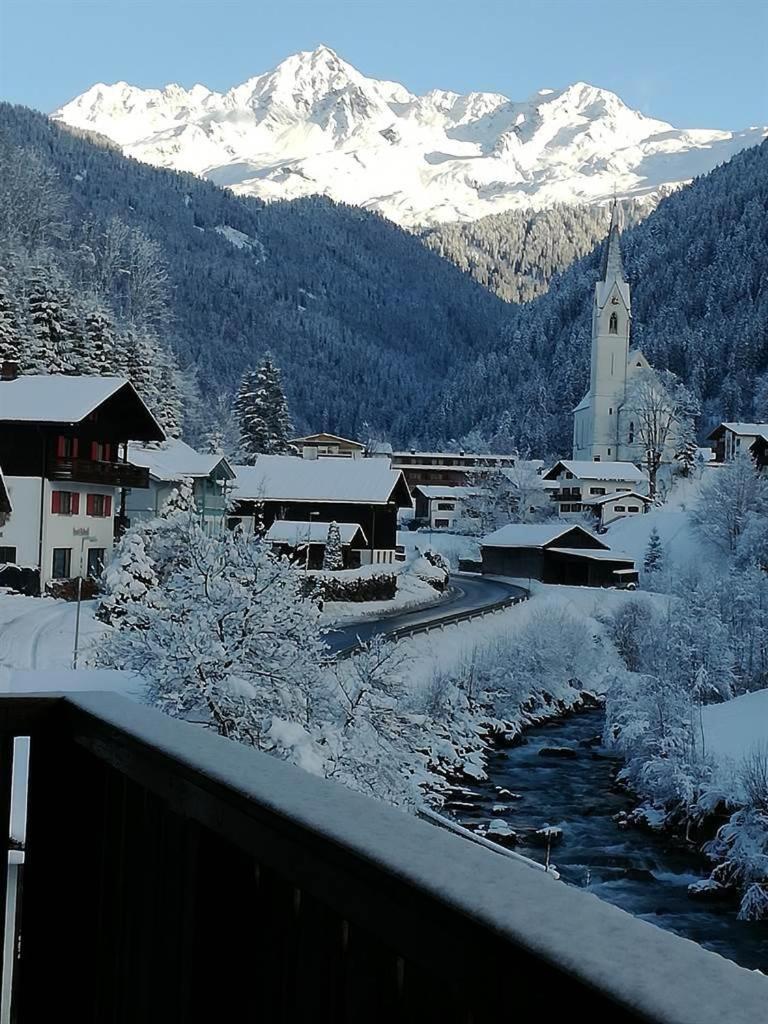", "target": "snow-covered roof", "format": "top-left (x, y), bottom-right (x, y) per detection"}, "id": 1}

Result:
top-left (581, 490), bottom-right (651, 507)
top-left (392, 451), bottom-right (516, 462)
top-left (705, 422), bottom-right (768, 442)
top-left (290, 432), bottom-right (365, 449)
top-left (544, 460), bottom-right (648, 484)
top-left (0, 375), bottom-right (160, 431)
top-left (482, 523), bottom-right (607, 550)
top-left (573, 392), bottom-right (590, 413)
top-left (414, 485), bottom-right (484, 500)
top-left (127, 440), bottom-right (235, 482)
top-left (232, 455), bottom-right (411, 506)
top-left (549, 547), bottom-right (634, 563)
top-left (265, 520), bottom-right (366, 546)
